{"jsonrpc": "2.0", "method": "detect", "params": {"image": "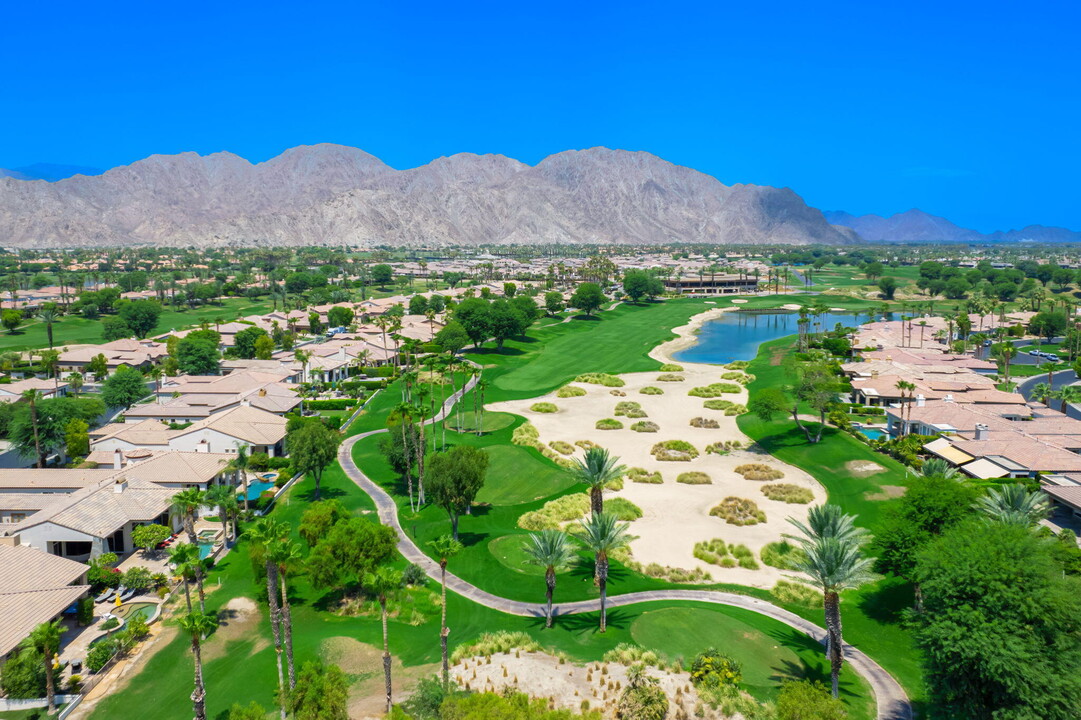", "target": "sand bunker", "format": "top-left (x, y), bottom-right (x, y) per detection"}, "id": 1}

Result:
top-left (845, 460), bottom-right (886, 477)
